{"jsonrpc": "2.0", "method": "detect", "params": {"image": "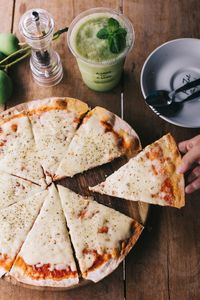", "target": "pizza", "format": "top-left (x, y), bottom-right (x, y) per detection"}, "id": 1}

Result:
top-left (0, 109), bottom-right (45, 186)
top-left (0, 190), bottom-right (48, 278)
top-left (90, 133), bottom-right (185, 208)
top-left (0, 171), bottom-right (41, 210)
top-left (10, 185), bottom-right (79, 288)
top-left (0, 97), bottom-right (180, 289)
top-left (54, 106), bottom-right (141, 179)
top-left (27, 97), bottom-right (89, 184)
top-left (57, 185), bottom-right (143, 282)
